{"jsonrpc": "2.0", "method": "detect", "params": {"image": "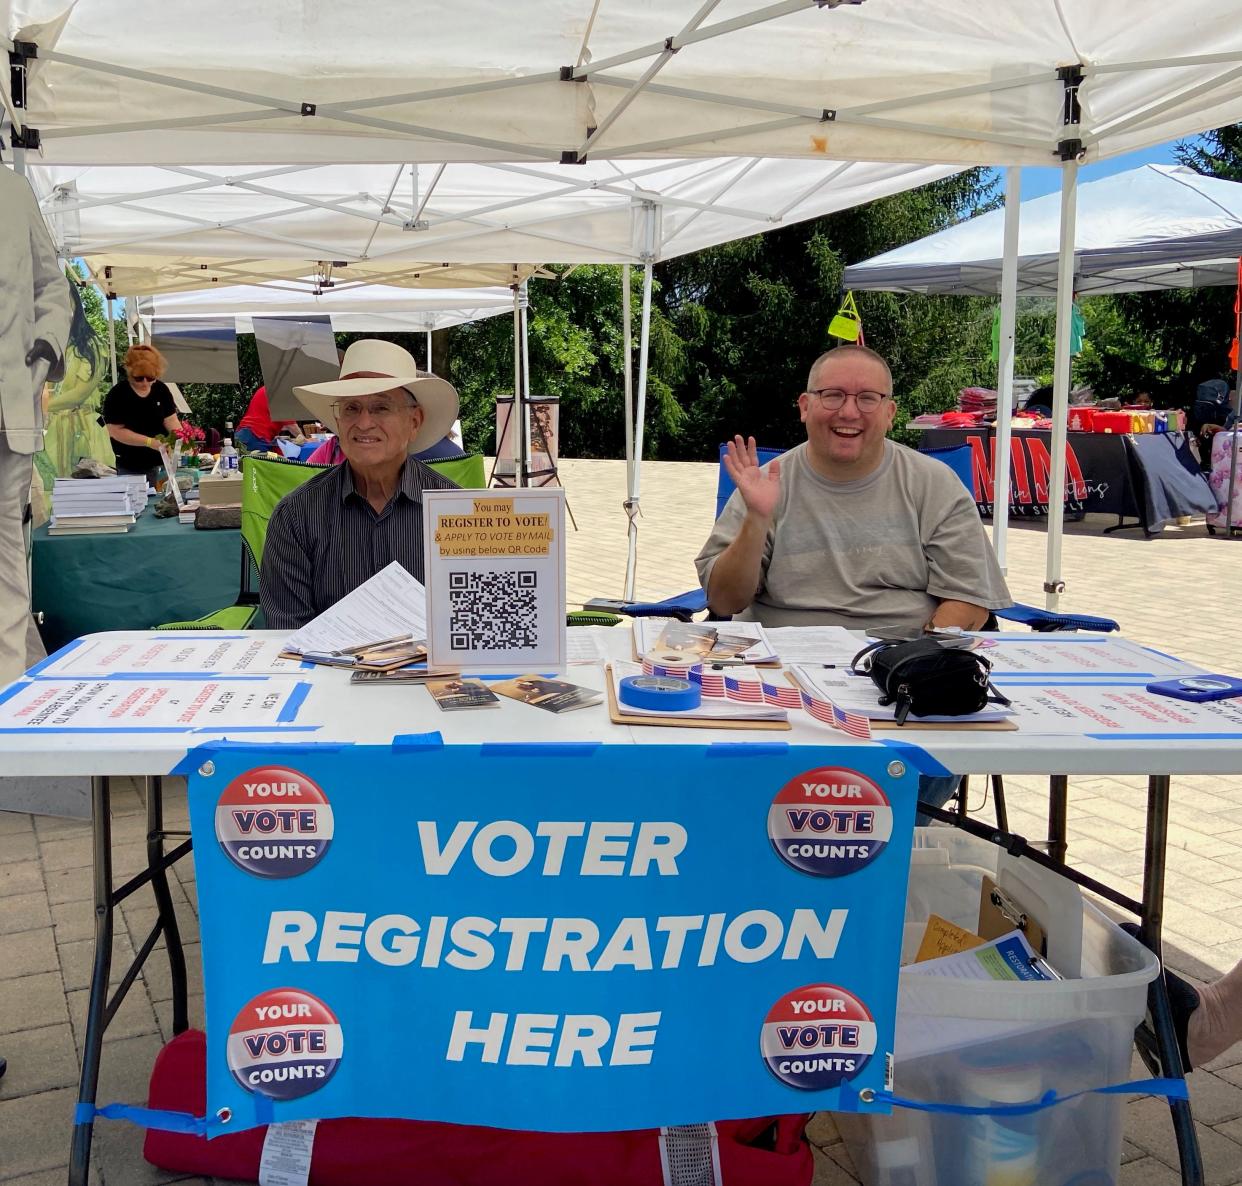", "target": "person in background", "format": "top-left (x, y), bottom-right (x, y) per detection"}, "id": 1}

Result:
top-left (305, 417), bottom-right (466, 466)
top-left (236, 384), bottom-right (304, 454)
top-left (101, 343), bottom-right (180, 483)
